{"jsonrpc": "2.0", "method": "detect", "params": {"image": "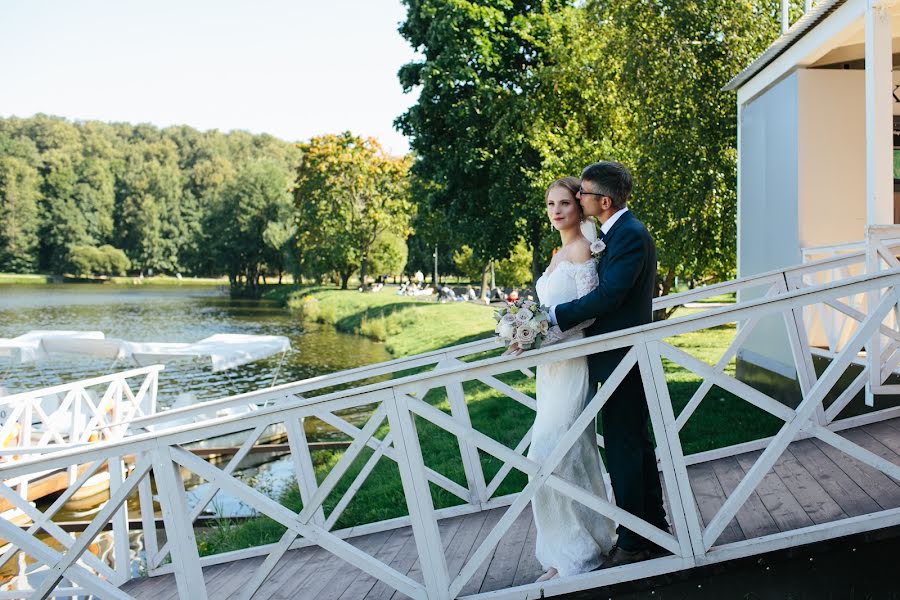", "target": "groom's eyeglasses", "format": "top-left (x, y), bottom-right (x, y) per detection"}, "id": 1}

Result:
top-left (577, 187), bottom-right (608, 198)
